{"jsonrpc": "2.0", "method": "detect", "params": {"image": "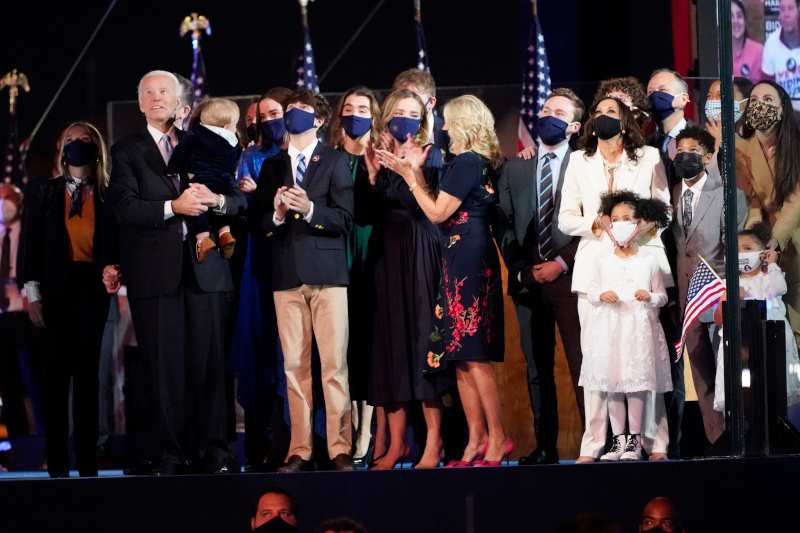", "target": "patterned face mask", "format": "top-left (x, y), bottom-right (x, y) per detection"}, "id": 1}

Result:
top-left (747, 101), bottom-right (781, 130)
